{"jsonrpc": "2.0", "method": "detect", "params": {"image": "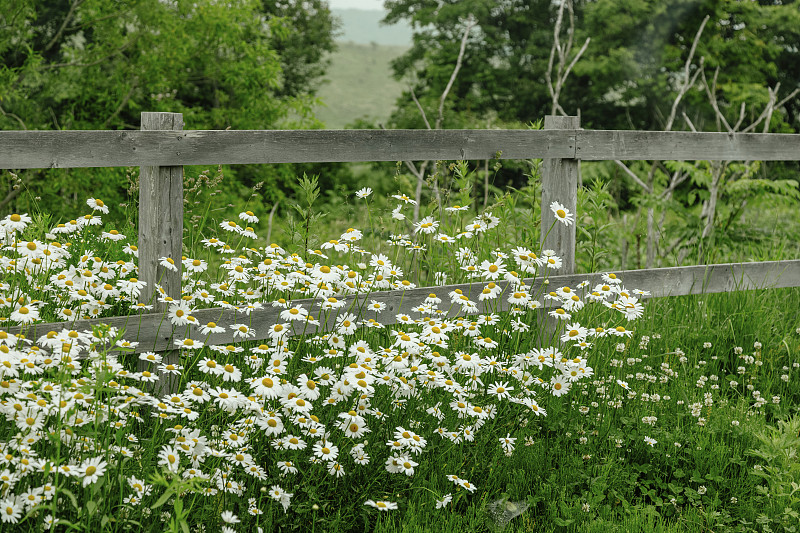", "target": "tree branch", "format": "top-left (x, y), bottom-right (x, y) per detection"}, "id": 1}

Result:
top-left (0, 104), bottom-right (28, 130)
top-left (44, 0), bottom-right (85, 52)
top-left (410, 86), bottom-right (432, 130)
top-left (664, 14), bottom-right (708, 131)
top-left (614, 160), bottom-right (652, 193)
top-left (436, 17), bottom-right (475, 130)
